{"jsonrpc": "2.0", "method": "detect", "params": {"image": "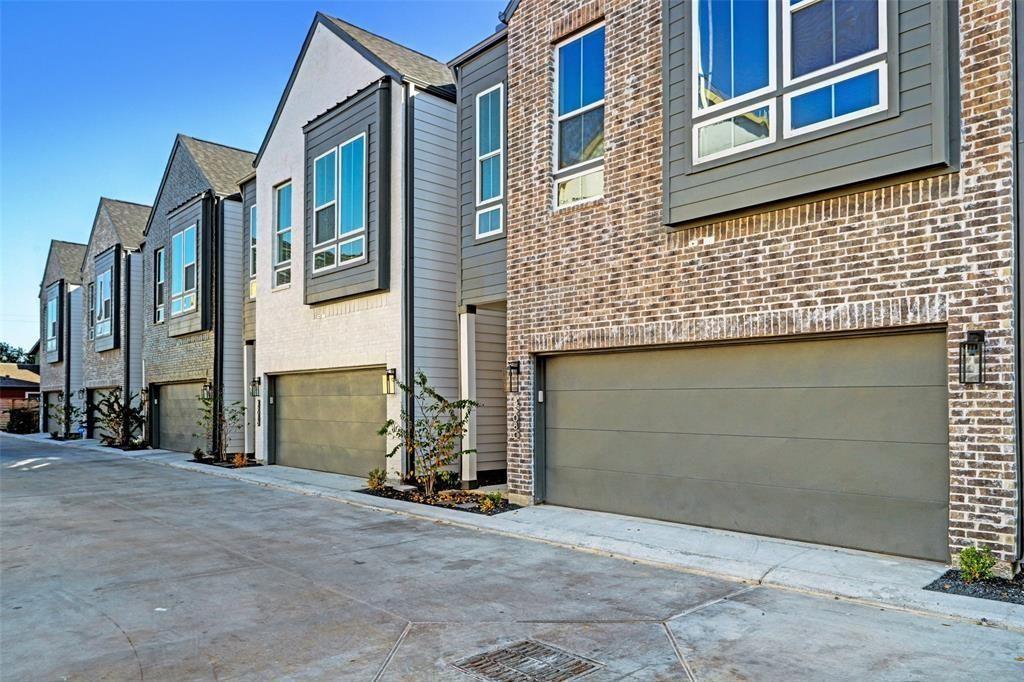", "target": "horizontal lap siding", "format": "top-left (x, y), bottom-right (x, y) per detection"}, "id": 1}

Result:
top-left (475, 308), bottom-right (507, 471)
top-left (220, 199), bottom-right (245, 453)
top-left (458, 39), bottom-right (508, 305)
top-left (665, 0), bottom-right (951, 224)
